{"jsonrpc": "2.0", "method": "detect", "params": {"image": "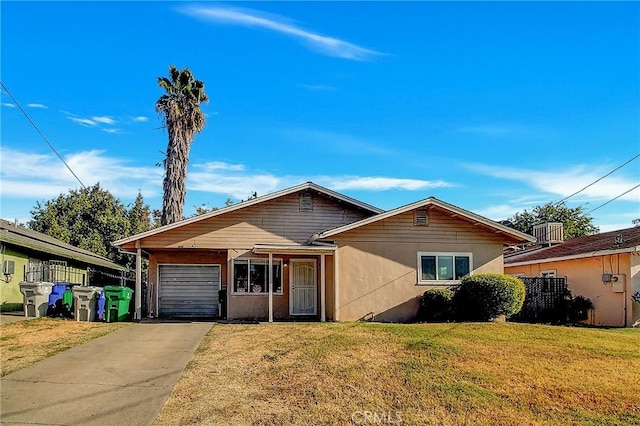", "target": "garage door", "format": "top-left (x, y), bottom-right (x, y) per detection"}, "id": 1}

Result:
top-left (159, 265), bottom-right (220, 318)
